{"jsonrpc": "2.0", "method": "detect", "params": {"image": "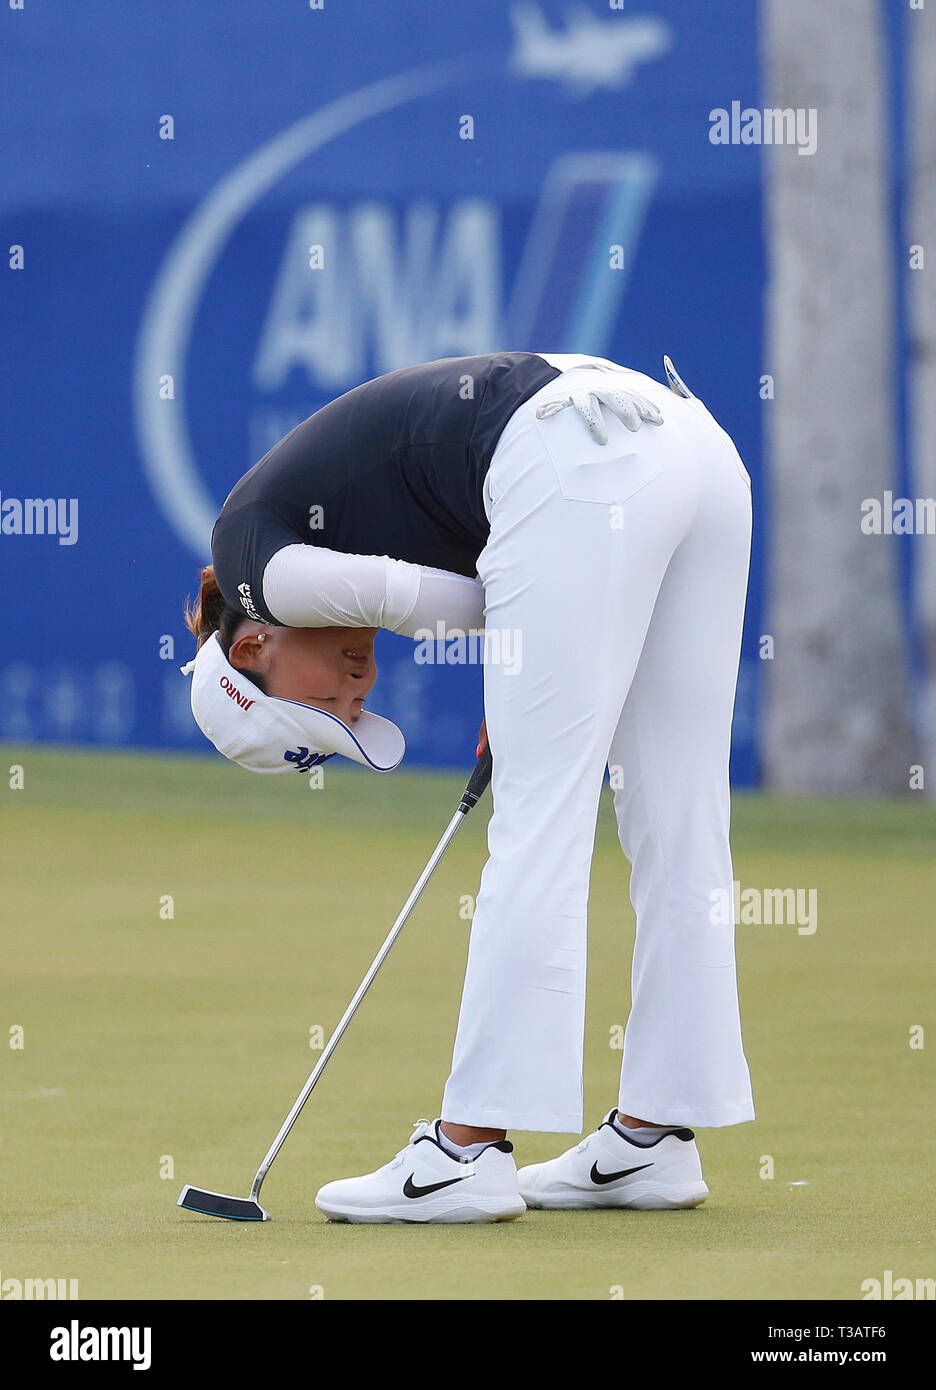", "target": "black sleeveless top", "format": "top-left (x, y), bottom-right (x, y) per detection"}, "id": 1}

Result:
top-left (211, 352), bottom-right (560, 623)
